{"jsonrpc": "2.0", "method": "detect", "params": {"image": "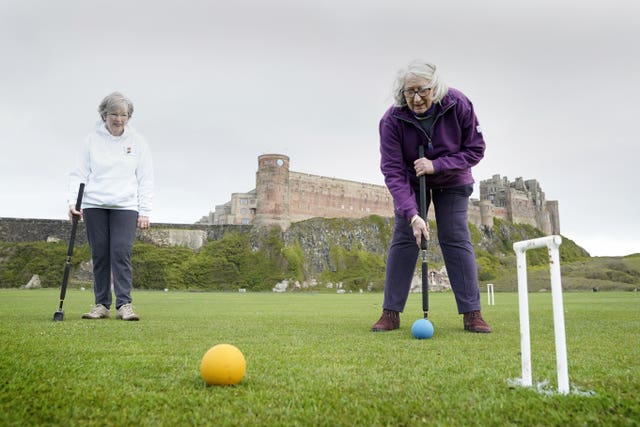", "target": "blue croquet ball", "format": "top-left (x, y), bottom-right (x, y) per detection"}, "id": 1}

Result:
top-left (411, 318), bottom-right (434, 339)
